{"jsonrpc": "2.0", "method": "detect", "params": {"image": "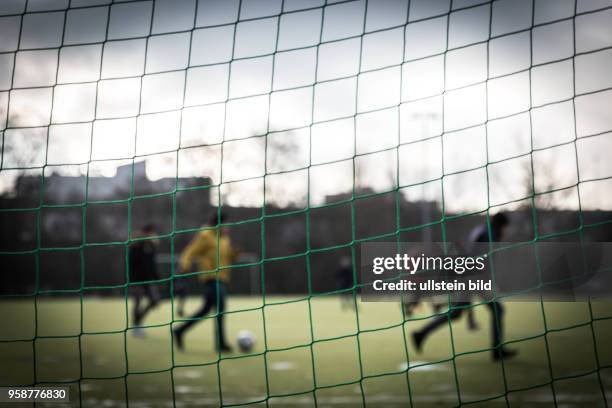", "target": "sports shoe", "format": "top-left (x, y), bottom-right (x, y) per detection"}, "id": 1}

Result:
top-left (217, 344), bottom-right (233, 353)
top-left (412, 331), bottom-right (425, 353)
top-left (132, 327), bottom-right (146, 338)
top-left (493, 347), bottom-right (517, 361)
top-left (173, 329), bottom-right (184, 351)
